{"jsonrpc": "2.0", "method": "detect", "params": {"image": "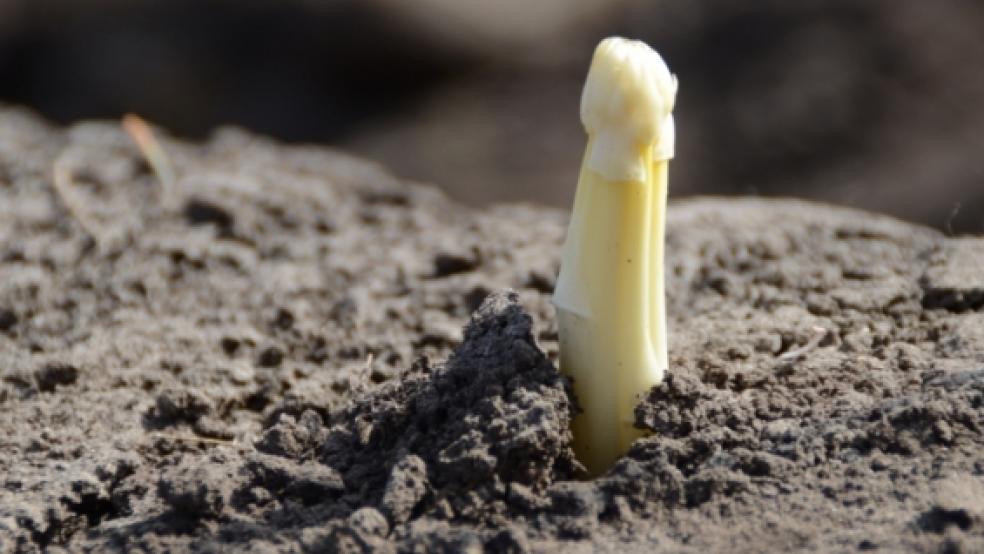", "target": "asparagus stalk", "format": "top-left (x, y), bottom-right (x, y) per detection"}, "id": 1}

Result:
top-left (553, 37), bottom-right (677, 475)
